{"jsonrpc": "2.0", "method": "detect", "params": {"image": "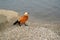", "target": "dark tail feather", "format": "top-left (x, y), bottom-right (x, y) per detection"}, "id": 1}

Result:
top-left (13, 20), bottom-right (18, 25)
